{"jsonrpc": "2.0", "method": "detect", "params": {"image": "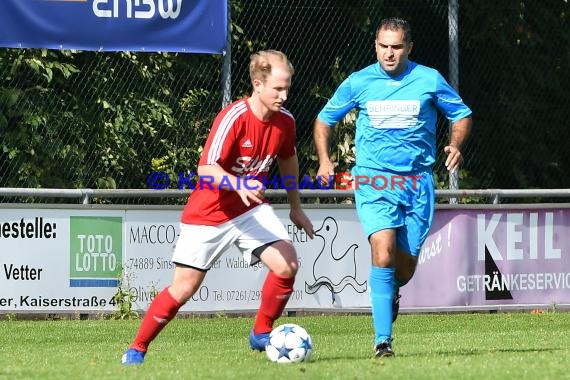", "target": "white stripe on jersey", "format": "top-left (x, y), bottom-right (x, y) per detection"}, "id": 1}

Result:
top-left (207, 101), bottom-right (247, 164)
top-left (369, 115), bottom-right (419, 129)
top-left (279, 107), bottom-right (295, 121)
